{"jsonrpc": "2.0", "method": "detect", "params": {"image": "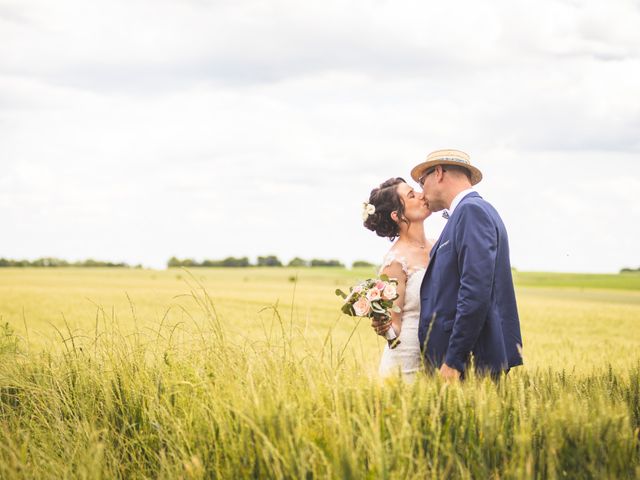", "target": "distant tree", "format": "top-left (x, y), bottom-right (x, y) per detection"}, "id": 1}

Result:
top-left (352, 260), bottom-right (375, 268)
top-left (73, 259), bottom-right (128, 267)
top-left (167, 257), bottom-right (198, 267)
top-left (288, 257), bottom-right (309, 267)
top-left (257, 255), bottom-right (283, 267)
top-left (32, 257), bottom-right (67, 267)
top-left (221, 257), bottom-right (250, 267)
top-left (167, 256), bottom-right (182, 268)
top-left (0, 258), bottom-right (15, 267)
top-left (169, 256), bottom-right (253, 267)
top-left (620, 267), bottom-right (640, 273)
top-left (310, 259), bottom-right (345, 268)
